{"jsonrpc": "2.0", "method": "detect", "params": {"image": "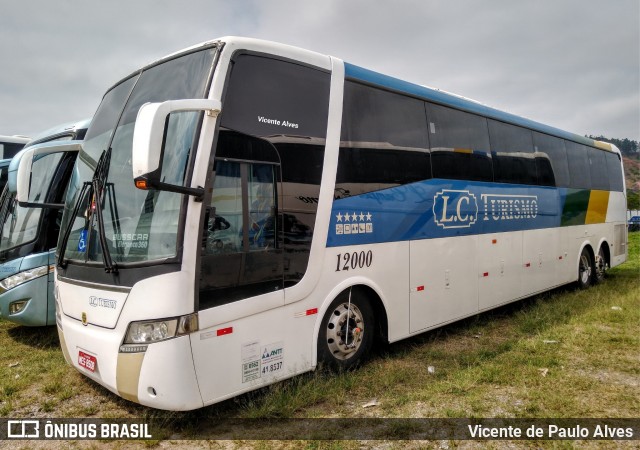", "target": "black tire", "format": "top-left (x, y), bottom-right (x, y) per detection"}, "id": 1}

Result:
top-left (593, 245), bottom-right (607, 284)
top-left (317, 289), bottom-right (375, 371)
top-left (577, 247), bottom-right (594, 289)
